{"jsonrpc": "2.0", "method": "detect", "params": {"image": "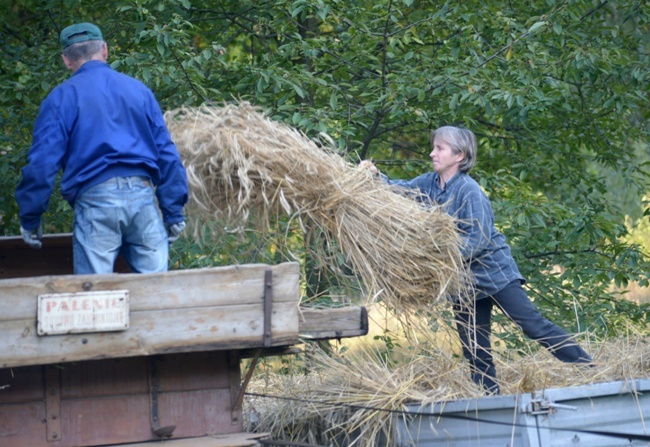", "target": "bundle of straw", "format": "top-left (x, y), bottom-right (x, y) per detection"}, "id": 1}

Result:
top-left (166, 102), bottom-right (470, 306)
